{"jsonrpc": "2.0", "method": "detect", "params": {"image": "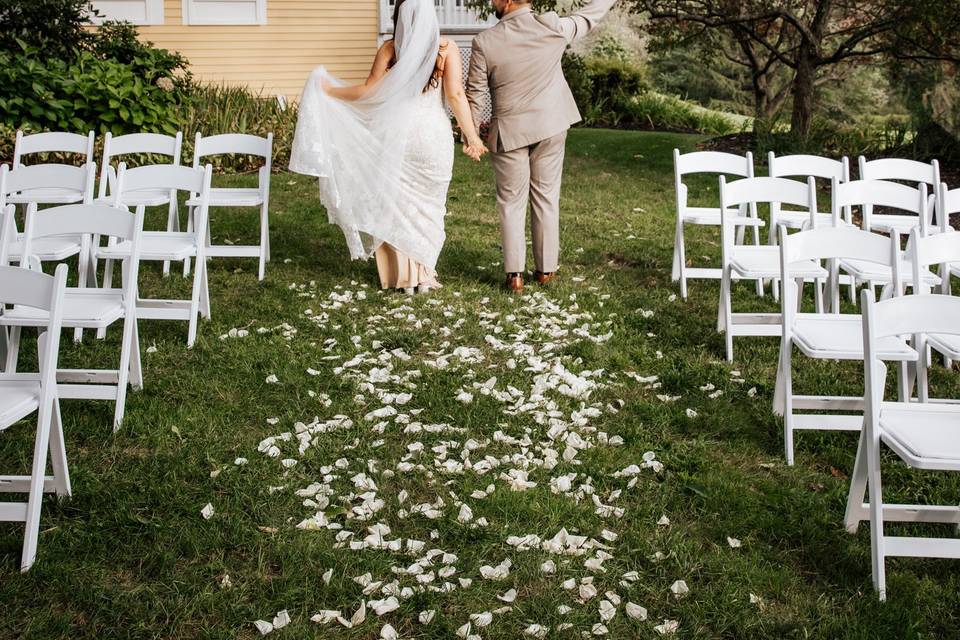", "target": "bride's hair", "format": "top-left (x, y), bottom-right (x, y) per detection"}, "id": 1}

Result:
top-left (391, 0), bottom-right (445, 92)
